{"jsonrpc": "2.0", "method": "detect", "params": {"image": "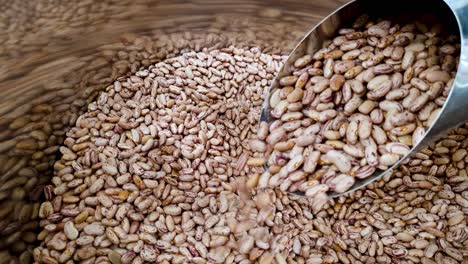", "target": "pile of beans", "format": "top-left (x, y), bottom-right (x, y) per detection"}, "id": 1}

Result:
top-left (33, 47), bottom-right (287, 263)
top-left (251, 16), bottom-right (460, 210)
top-left (32, 15), bottom-right (467, 264)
